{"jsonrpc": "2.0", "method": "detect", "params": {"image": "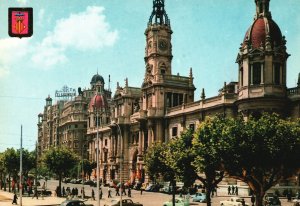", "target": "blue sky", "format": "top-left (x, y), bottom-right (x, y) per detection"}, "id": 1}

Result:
top-left (0, 0), bottom-right (299, 152)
